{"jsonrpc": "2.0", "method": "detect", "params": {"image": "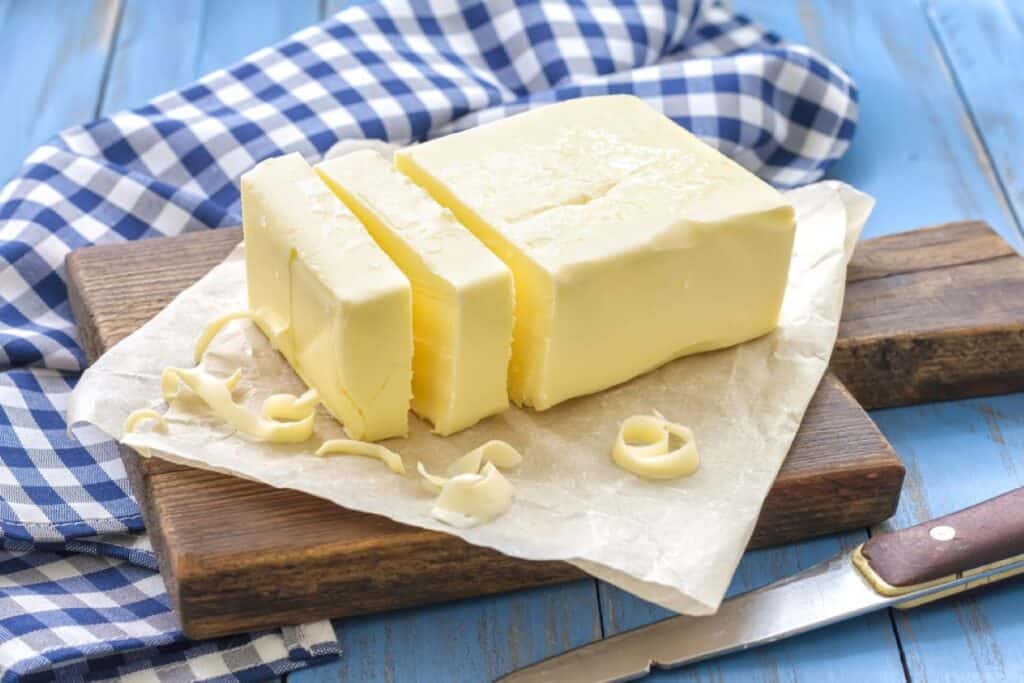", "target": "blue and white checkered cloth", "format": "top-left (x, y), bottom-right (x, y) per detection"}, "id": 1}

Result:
top-left (0, 1), bottom-right (857, 680)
